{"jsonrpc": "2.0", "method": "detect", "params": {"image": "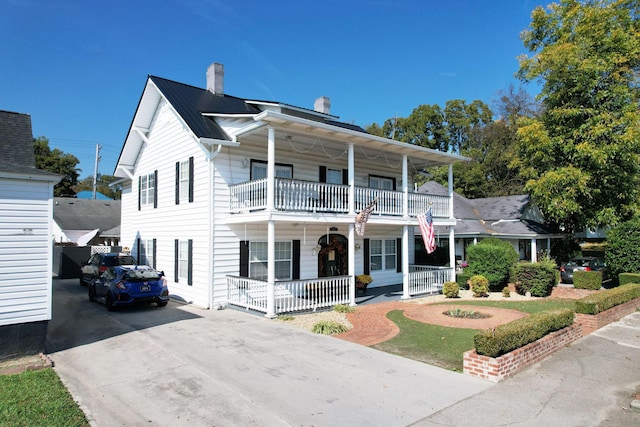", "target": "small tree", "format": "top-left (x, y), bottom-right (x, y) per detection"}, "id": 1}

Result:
top-left (467, 238), bottom-right (519, 290)
top-left (605, 217), bottom-right (640, 279)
